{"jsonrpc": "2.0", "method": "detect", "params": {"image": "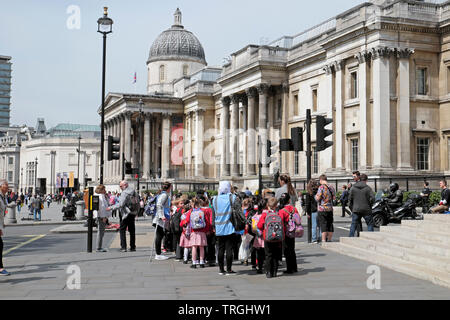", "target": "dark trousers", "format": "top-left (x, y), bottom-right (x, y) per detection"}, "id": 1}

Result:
top-left (233, 233), bottom-right (241, 261)
top-left (119, 214), bottom-right (136, 250)
top-left (206, 234), bottom-right (216, 263)
top-left (255, 247), bottom-right (265, 271)
top-left (174, 232), bottom-right (182, 259)
top-left (154, 225), bottom-right (165, 255)
top-left (264, 241), bottom-right (282, 276)
top-left (164, 231), bottom-right (173, 252)
top-left (284, 237), bottom-right (298, 272)
top-left (217, 234), bottom-right (234, 272)
top-left (0, 236), bottom-right (3, 269)
top-left (342, 204), bottom-right (347, 217)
